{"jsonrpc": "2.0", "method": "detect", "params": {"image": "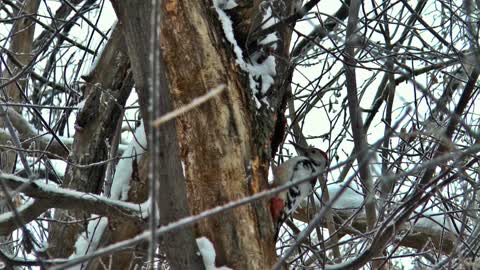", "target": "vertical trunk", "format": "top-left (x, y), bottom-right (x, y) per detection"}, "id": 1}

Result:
top-left (0, 1), bottom-right (40, 267)
top-left (4, 0), bottom-right (40, 105)
top-left (149, 1), bottom-right (206, 268)
top-left (114, 0), bottom-right (297, 268)
top-left (47, 25), bottom-right (133, 258)
top-left (158, 1), bottom-right (288, 268)
top-left (111, 2), bottom-right (205, 269)
top-left (91, 154), bottom-right (150, 270)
